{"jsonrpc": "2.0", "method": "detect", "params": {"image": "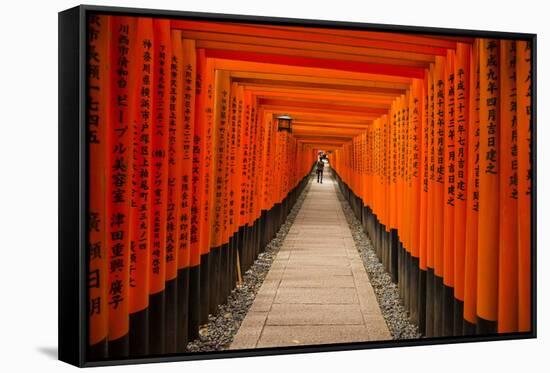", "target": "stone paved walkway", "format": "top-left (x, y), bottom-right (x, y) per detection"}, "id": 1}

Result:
top-left (230, 168), bottom-right (391, 349)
